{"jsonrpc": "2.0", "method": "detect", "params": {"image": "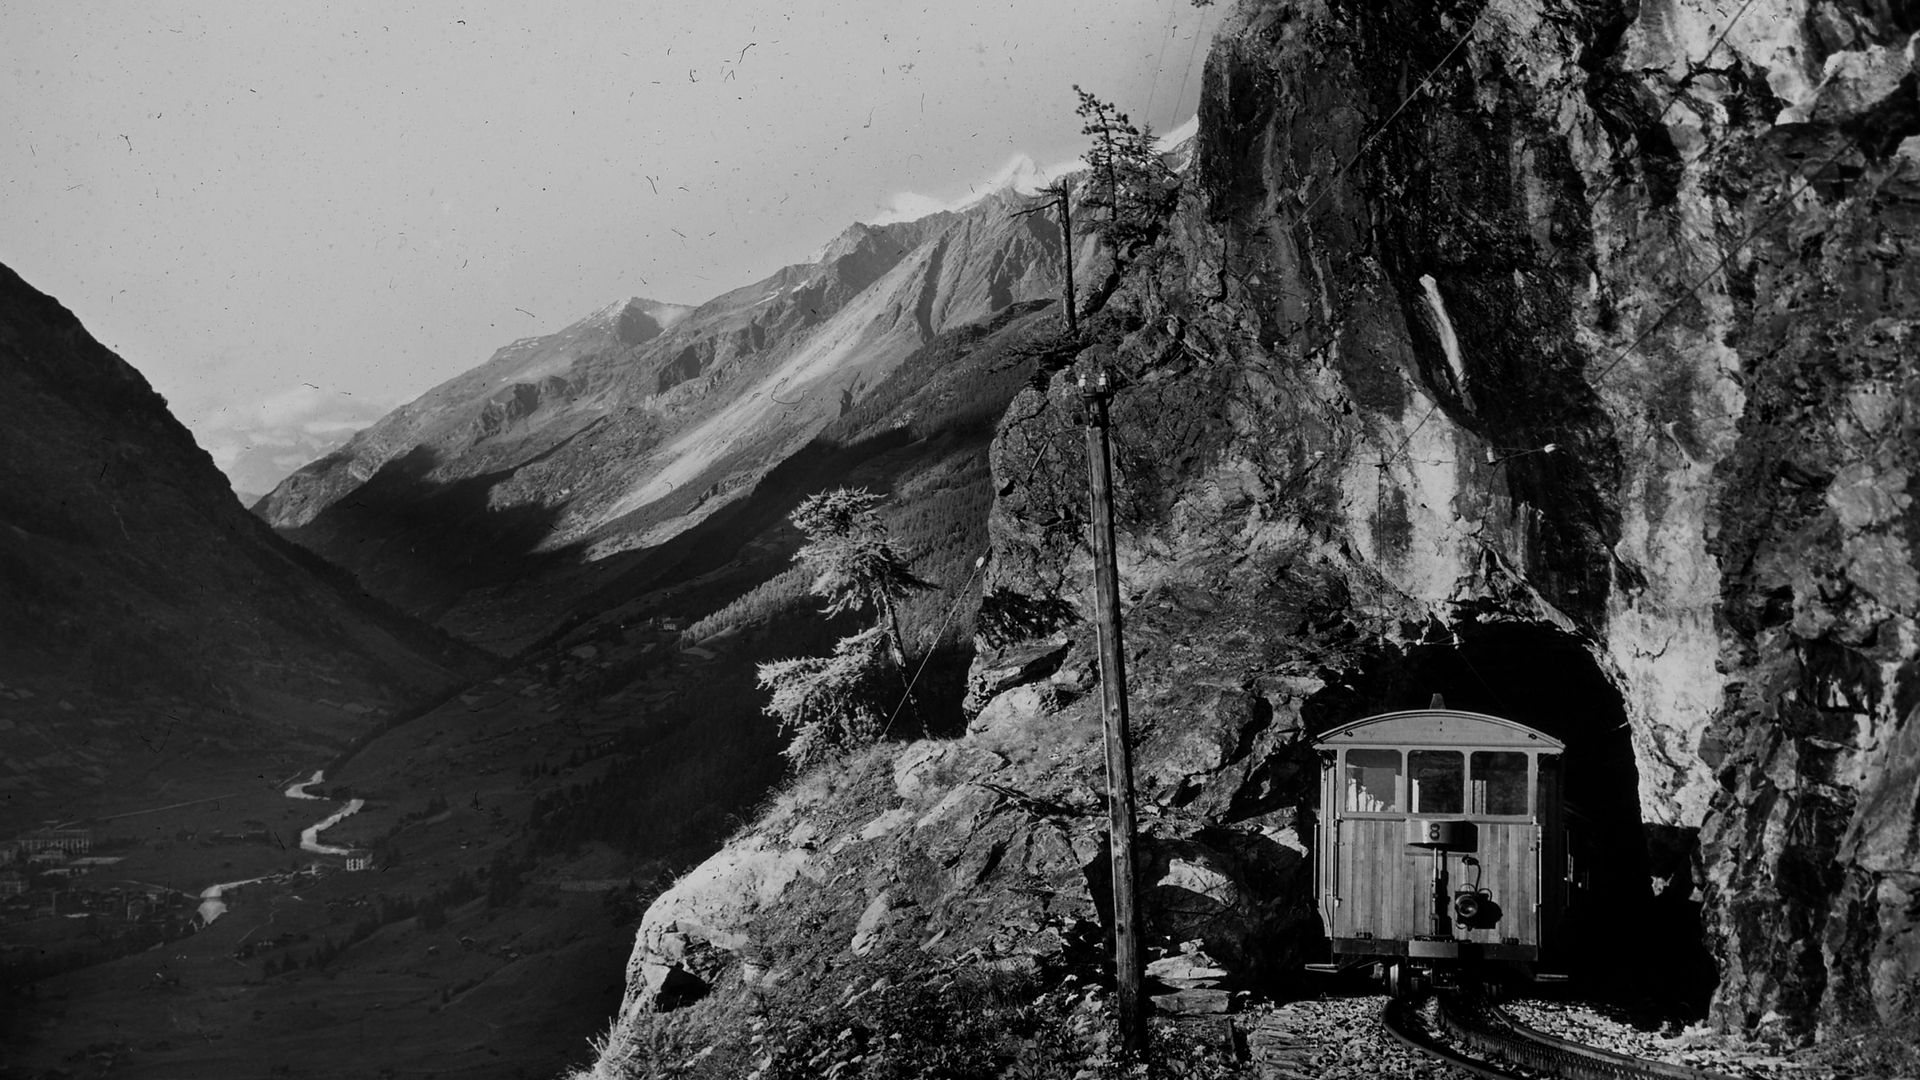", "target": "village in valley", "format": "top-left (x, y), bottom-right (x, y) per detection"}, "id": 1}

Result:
top-left (0, 609), bottom-right (747, 1076)
top-left (0, 815), bottom-right (369, 990)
